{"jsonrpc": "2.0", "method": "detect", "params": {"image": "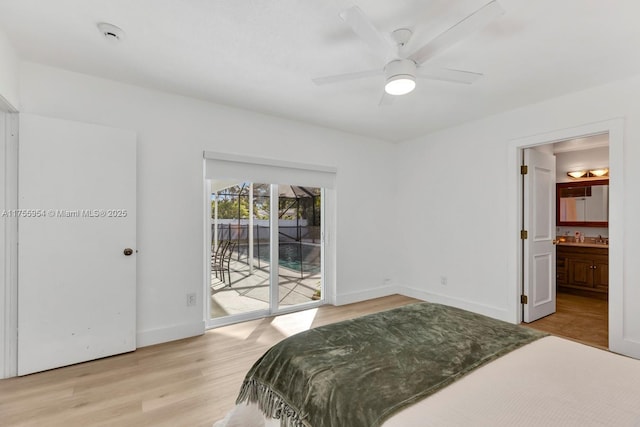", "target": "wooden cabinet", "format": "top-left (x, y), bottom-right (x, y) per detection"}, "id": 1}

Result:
top-left (556, 245), bottom-right (608, 294)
